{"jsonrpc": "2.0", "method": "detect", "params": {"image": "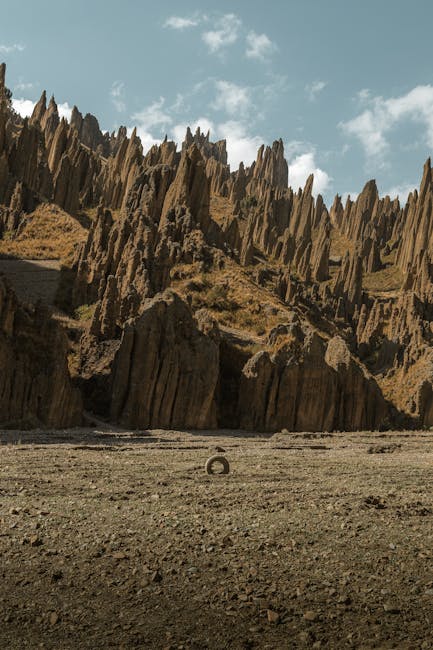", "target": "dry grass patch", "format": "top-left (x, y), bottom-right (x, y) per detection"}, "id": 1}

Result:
top-left (363, 264), bottom-right (403, 296)
top-left (330, 228), bottom-right (355, 258)
top-left (380, 355), bottom-right (433, 416)
top-left (74, 303), bottom-right (97, 322)
top-left (170, 258), bottom-right (297, 338)
top-left (209, 194), bottom-right (234, 226)
top-left (0, 203), bottom-right (87, 263)
top-left (81, 206), bottom-right (123, 223)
